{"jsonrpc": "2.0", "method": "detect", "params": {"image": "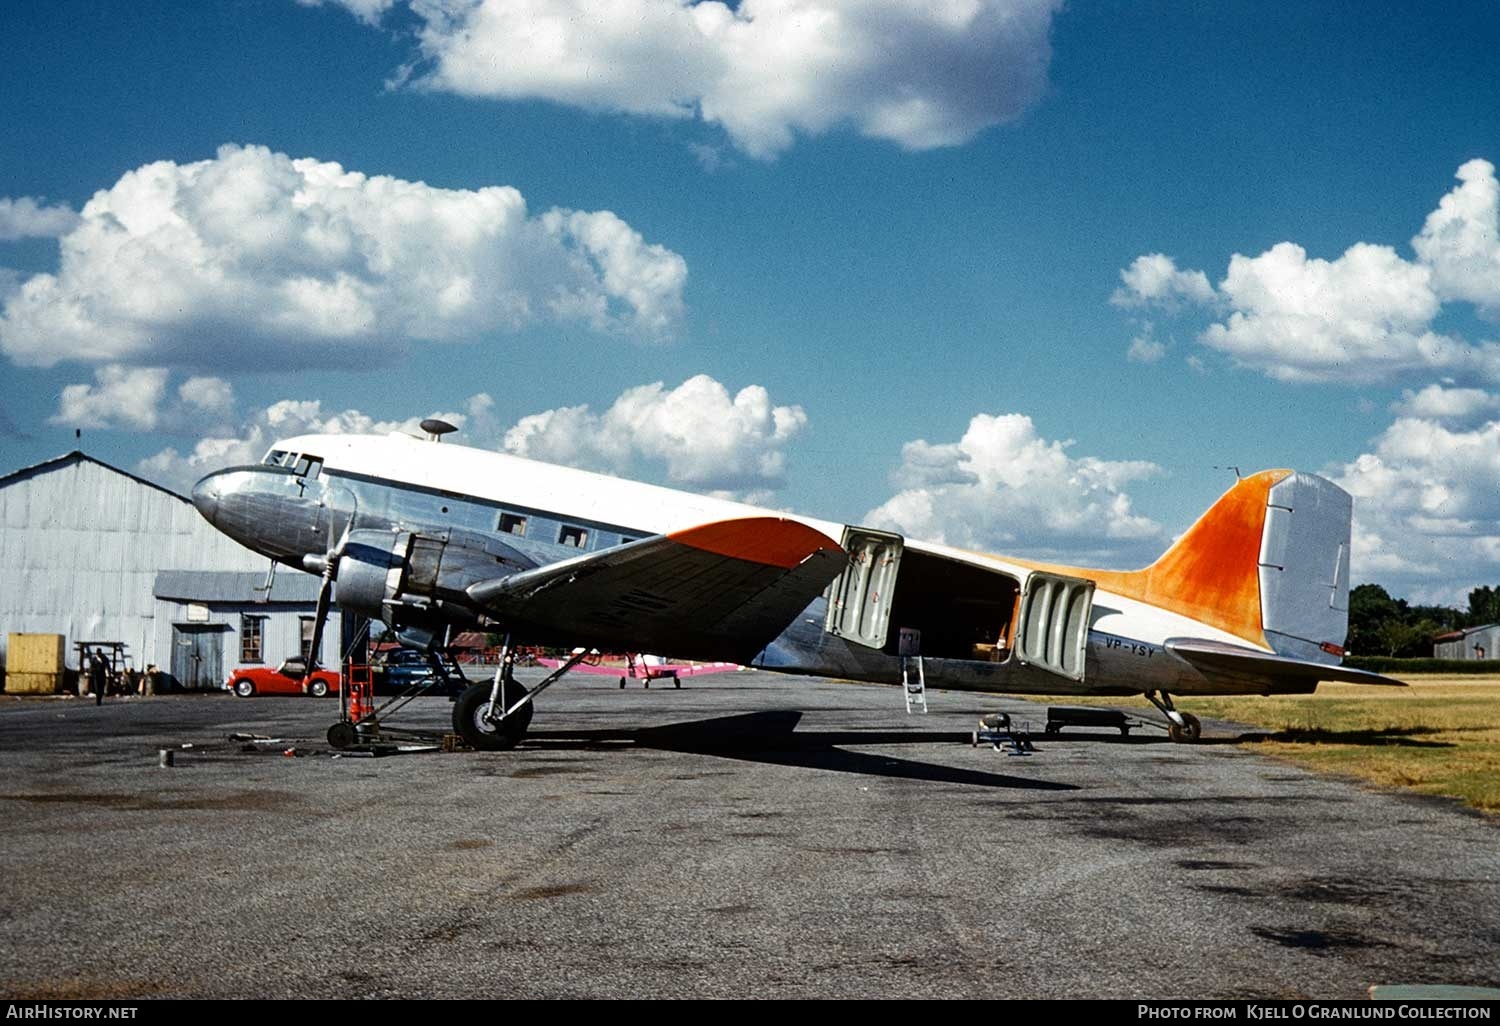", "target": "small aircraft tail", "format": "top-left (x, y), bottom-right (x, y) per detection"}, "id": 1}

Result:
top-left (1091, 470), bottom-right (1352, 661)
